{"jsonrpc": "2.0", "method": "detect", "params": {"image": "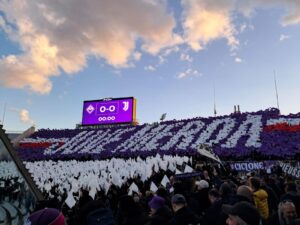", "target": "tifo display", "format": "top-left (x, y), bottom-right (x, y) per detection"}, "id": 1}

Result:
top-left (17, 108), bottom-right (300, 161)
